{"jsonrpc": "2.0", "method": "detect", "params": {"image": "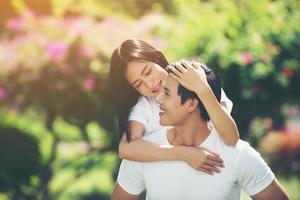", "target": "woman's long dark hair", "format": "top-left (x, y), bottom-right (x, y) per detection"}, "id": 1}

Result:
top-left (109, 39), bottom-right (169, 142)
